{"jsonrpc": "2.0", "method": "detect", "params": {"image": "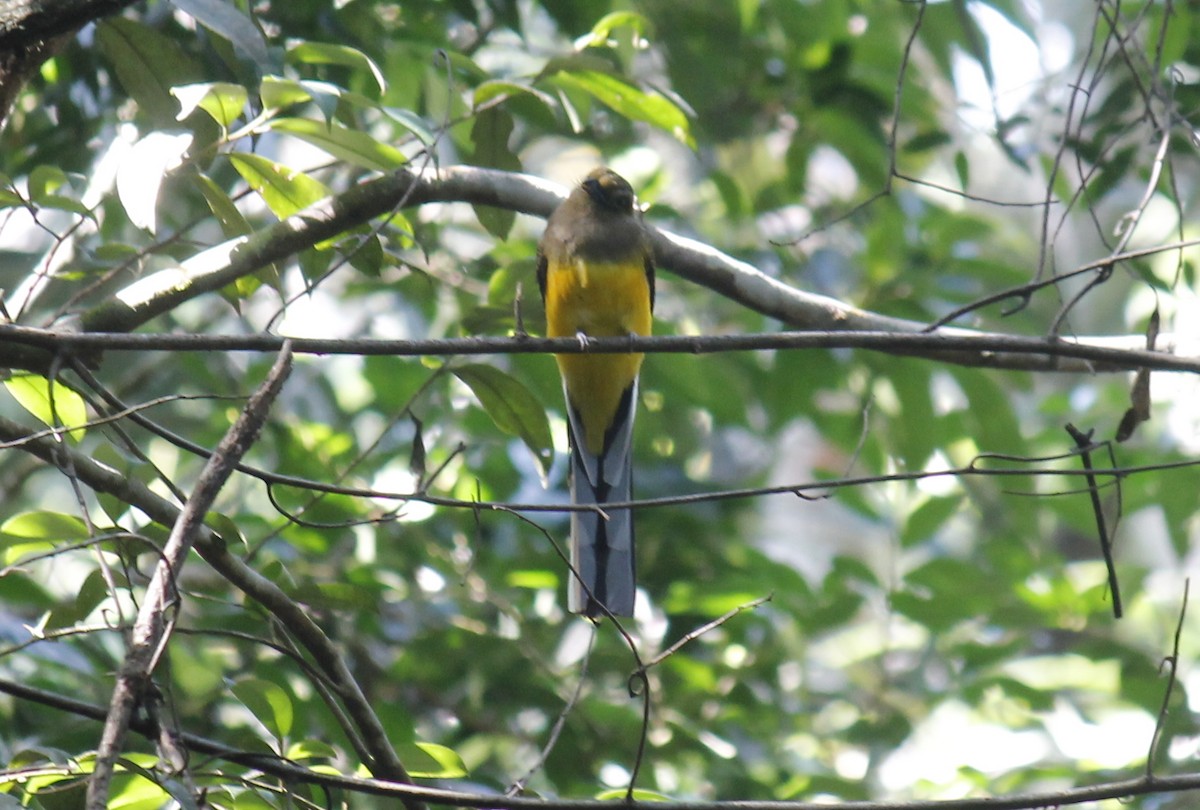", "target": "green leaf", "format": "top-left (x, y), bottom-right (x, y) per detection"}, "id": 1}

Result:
top-left (901, 495), bottom-right (961, 548)
top-left (230, 792), bottom-right (275, 810)
top-left (204, 511), bottom-right (247, 550)
top-left (469, 107), bottom-right (521, 239)
top-left (0, 788), bottom-right (41, 807)
top-left (291, 580), bottom-right (381, 611)
top-left (737, 0), bottom-right (760, 31)
top-left (269, 117), bottom-right (406, 172)
top-left (170, 0), bottom-right (270, 69)
top-left (260, 75), bottom-right (319, 110)
top-left (285, 739), bottom-right (338, 761)
top-left (903, 130), bottom-right (951, 153)
top-left (168, 643), bottom-right (225, 698)
top-left (232, 677), bottom-right (294, 739)
top-left (337, 231), bottom-right (384, 278)
top-left (260, 76), bottom-right (390, 127)
top-left (577, 11), bottom-right (652, 48)
top-left (550, 69), bottom-right (693, 147)
top-left (115, 131), bottom-right (193, 232)
top-left (4, 374), bottom-right (88, 438)
top-left (1, 511), bottom-right (89, 543)
top-left (96, 17), bottom-right (200, 121)
top-left (382, 106), bottom-right (437, 147)
top-left (1086, 145), bottom-right (1136, 203)
top-left (28, 165), bottom-right (69, 201)
top-left (396, 742), bottom-right (467, 779)
top-left (472, 79), bottom-right (557, 111)
top-left (0, 186), bottom-right (24, 209)
top-left (47, 568), bottom-right (109, 629)
top-left (470, 106), bottom-right (520, 173)
top-left (954, 150), bottom-right (970, 190)
top-left (108, 771), bottom-right (173, 810)
top-left (27, 165), bottom-right (93, 219)
top-left (172, 81), bottom-right (248, 128)
top-left (453, 364), bottom-right (553, 475)
top-left (228, 153), bottom-right (330, 218)
top-left (286, 42), bottom-right (386, 95)
top-left (506, 569), bottom-right (558, 589)
top-left (192, 172), bottom-right (252, 237)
